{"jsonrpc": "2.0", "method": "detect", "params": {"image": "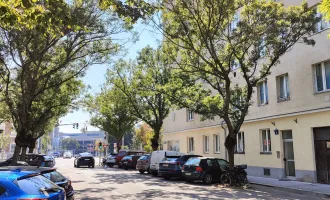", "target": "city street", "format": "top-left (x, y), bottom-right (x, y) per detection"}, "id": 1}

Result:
top-left (55, 158), bottom-right (328, 200)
